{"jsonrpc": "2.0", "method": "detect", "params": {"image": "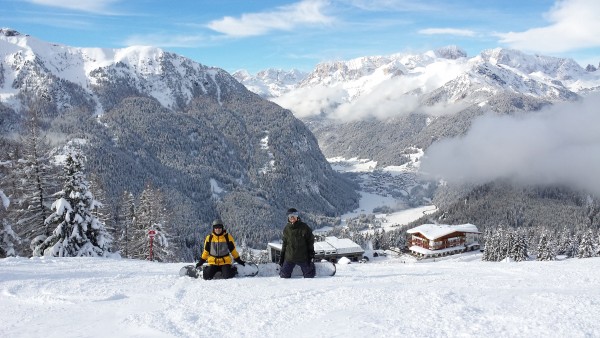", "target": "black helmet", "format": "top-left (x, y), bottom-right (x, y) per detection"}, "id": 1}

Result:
top-left (212, 219), bottom-right (224, 227)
